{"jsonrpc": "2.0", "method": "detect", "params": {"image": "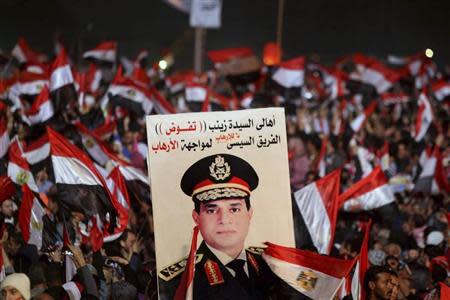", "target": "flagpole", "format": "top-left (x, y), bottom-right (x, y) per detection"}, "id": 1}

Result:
top-left (194, 27), bottom-right (206, 74)
top-left (330, 278), bottom-right (345, 300)
top-left (276, 0), bottom-right (285, 59)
